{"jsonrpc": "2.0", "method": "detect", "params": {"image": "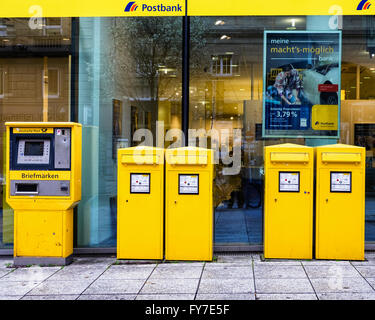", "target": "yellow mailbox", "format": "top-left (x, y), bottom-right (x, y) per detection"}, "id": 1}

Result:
top-left (264, 143), bottom-right (314, 259)
top-left (5, 122), bottom-right (82, 266)
top-left (117, 147), bottom-right (164, 260)
top-left (165, 147), bottom-right (213, 261)
top-left (315, 144), bottom-right (365, 261)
